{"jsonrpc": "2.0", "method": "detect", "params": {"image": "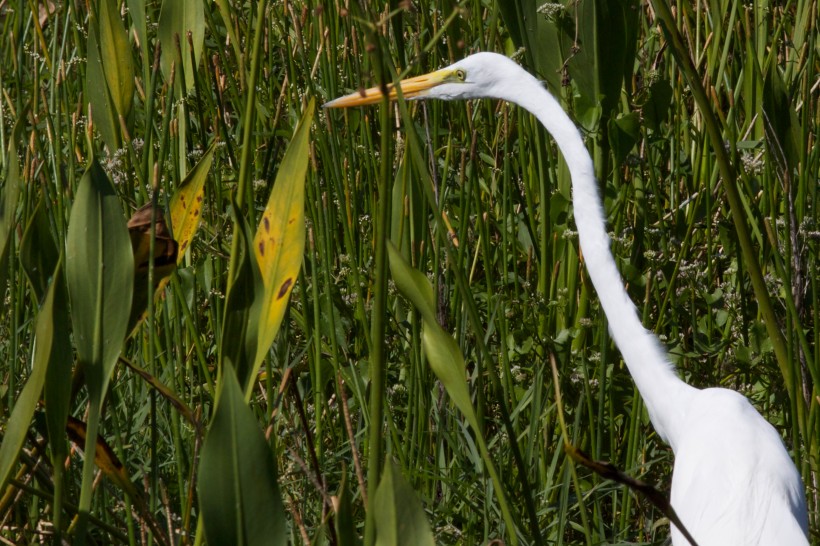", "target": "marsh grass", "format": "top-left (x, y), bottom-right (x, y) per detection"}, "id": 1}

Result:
top-left (0, 0), bottom-right (817, 544)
